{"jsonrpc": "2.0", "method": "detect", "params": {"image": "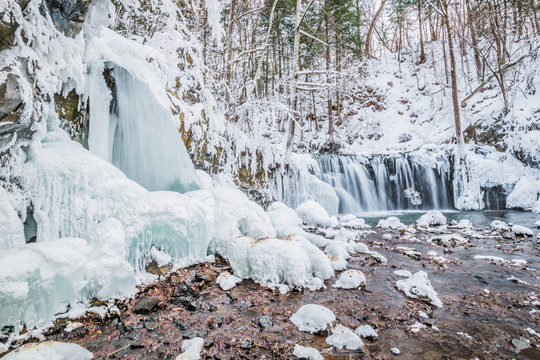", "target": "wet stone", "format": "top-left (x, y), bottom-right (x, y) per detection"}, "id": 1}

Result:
top-left (258, 315), bottom-right (273, 330)
top-left (134, 296), bottom-right (159, 314)
top-left (511, 337), bottom-right (530, 350)
top-left (144, 321), bottom-right (159, 331)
